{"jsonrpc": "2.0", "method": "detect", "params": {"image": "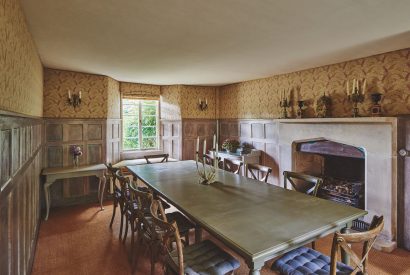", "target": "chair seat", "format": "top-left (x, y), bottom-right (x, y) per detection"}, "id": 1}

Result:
top-left (168, 239), bottom-right (240, 275)
top-left (165, 212), bottom-right (195, 234)
top-left (272, 247), bottom-right (353, 275)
